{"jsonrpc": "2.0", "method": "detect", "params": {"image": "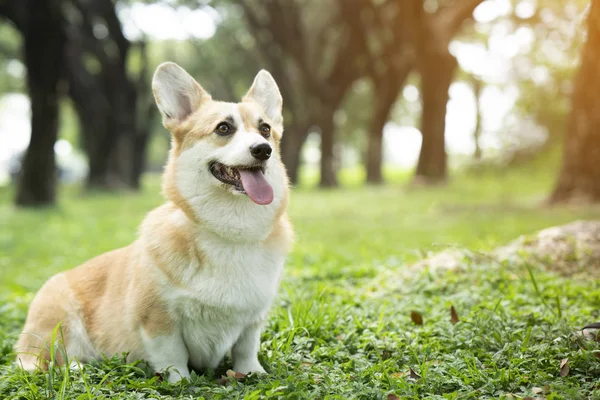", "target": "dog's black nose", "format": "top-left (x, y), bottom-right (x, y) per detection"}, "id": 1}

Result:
top-left (250, 143), bottom-right (272, 161)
